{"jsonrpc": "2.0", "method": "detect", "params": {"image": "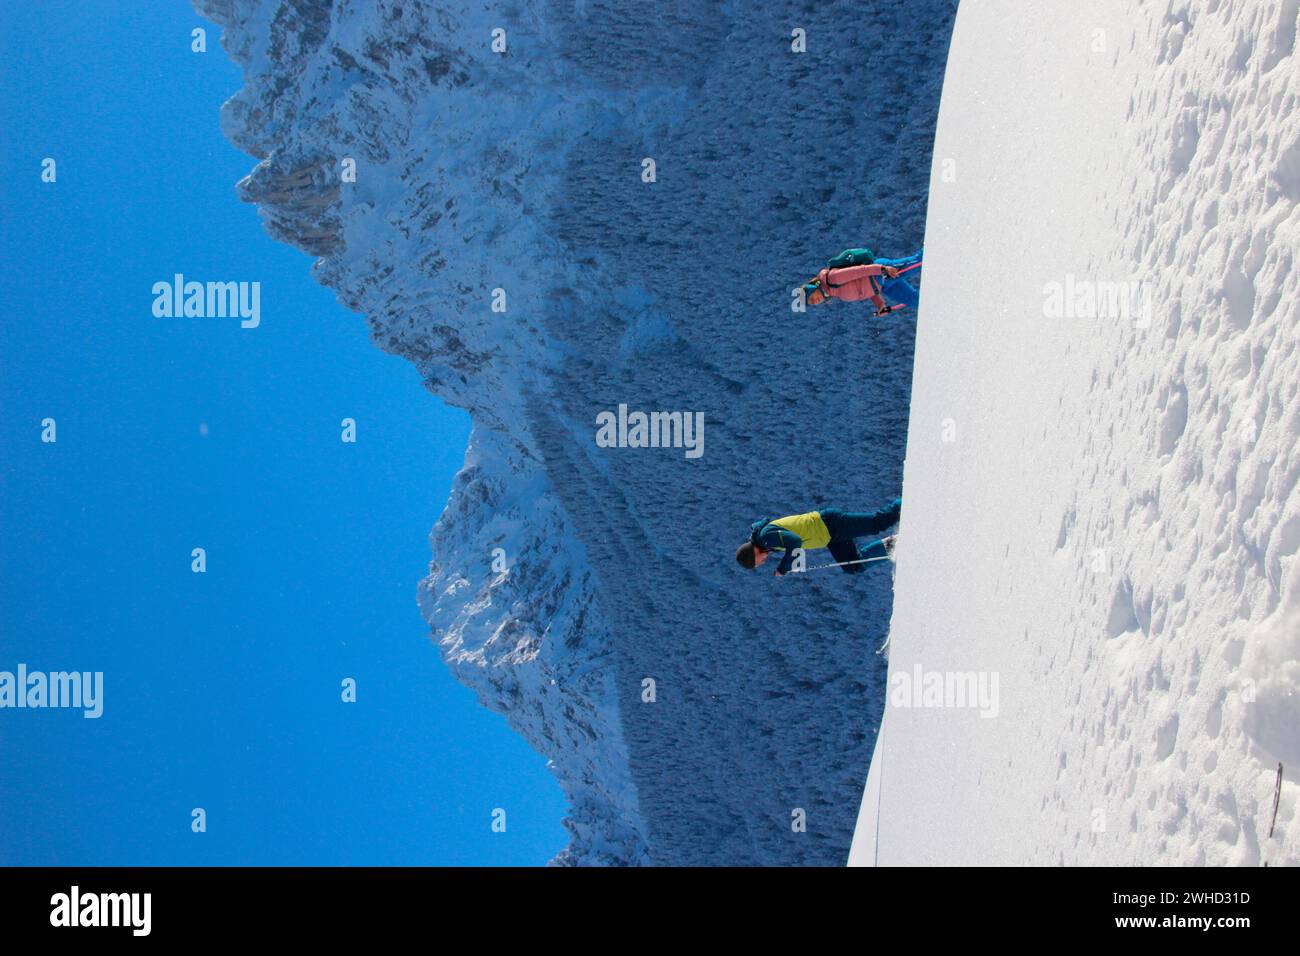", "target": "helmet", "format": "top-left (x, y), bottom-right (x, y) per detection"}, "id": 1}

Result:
top-left (803, 280), bottom-right (827, 306)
